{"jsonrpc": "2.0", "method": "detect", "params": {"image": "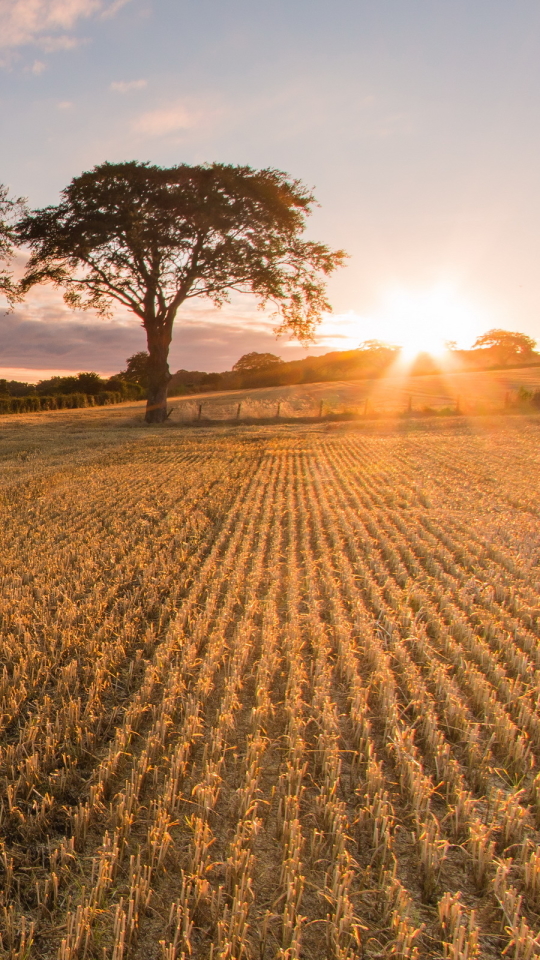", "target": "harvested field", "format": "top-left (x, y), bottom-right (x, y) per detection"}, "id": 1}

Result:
top-left (168, 363), bottom-right (540, 421)
top-left (0, 410), bottom-right (540, 959)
